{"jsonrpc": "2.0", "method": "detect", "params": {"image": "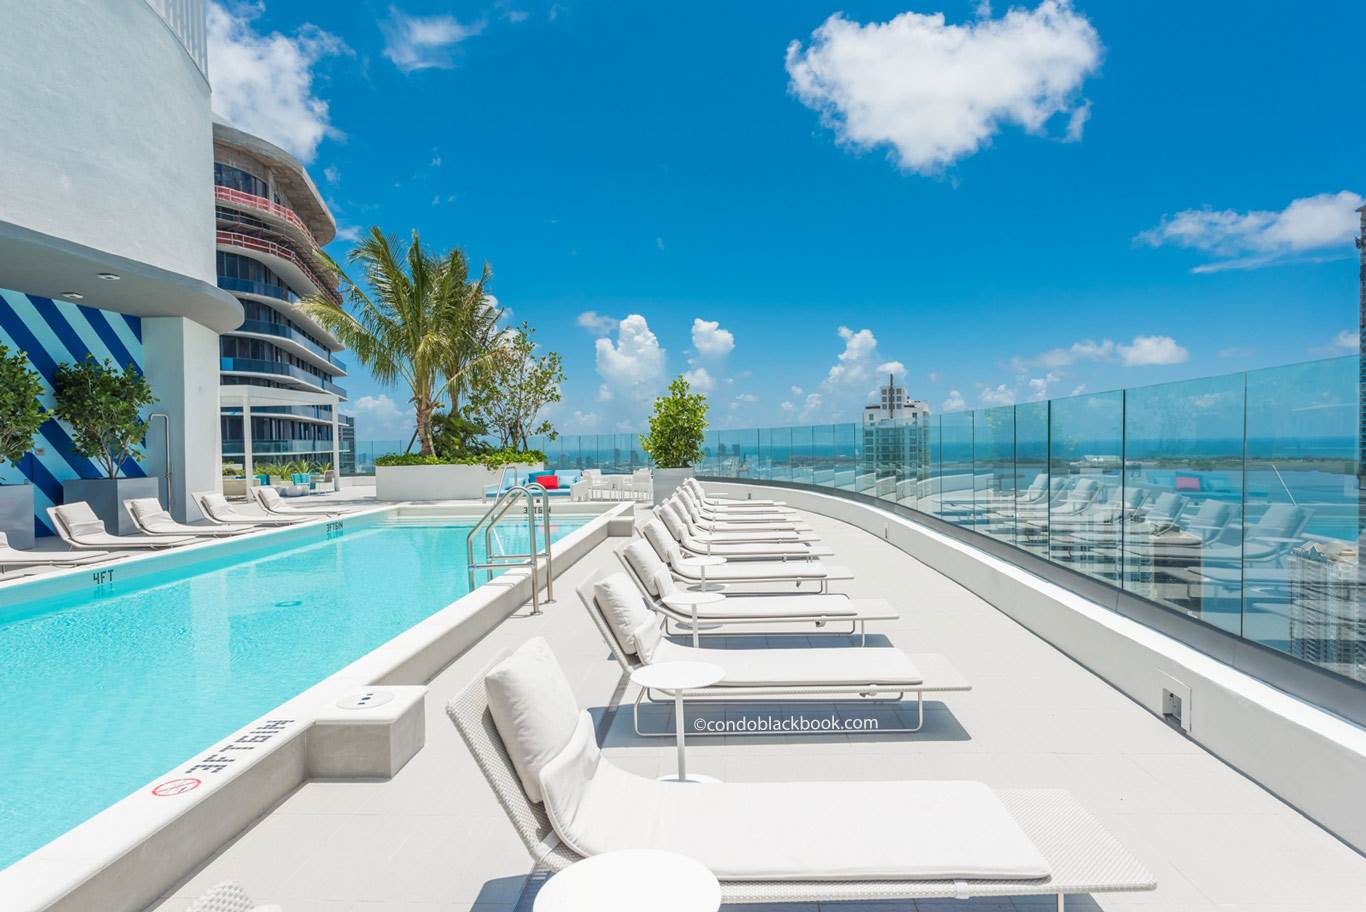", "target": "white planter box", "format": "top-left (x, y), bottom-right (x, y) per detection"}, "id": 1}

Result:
top-left (652, 466), bottom-right (693, 506)
top-left (375, 462), bottom-right (544, 501)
